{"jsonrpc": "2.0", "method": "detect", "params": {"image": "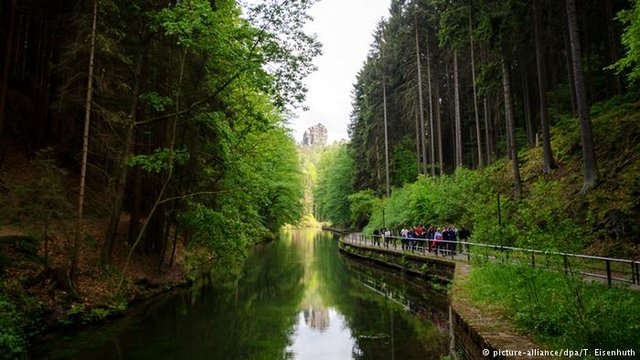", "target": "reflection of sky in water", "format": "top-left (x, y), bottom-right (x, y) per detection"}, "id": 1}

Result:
top-left (287, 308), bottom-right (355, 360)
